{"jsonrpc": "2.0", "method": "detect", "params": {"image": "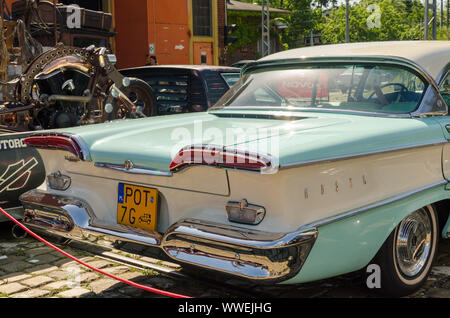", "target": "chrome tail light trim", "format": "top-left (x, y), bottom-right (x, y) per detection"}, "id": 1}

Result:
top-left (24, 133), bottom-right (91, 161)
top-left (170, 144), bottom-right (279, 175)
